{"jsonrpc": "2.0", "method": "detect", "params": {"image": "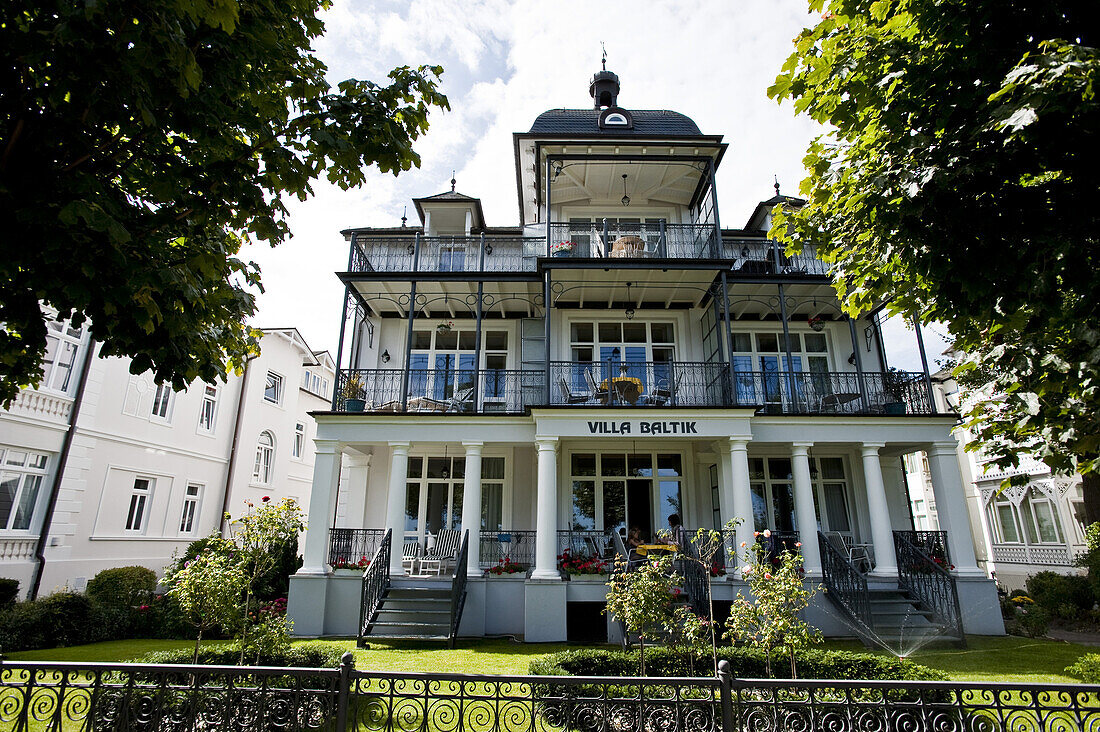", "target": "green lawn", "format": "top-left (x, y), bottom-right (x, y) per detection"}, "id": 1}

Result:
top-left (5, 635), bottom-right (1095, 683)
